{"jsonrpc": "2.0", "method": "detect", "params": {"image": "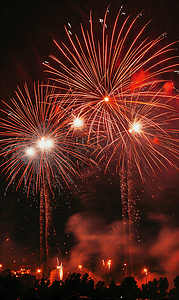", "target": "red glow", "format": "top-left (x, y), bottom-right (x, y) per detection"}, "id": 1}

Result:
top-left (131, 69), bottom-right (146, 91)
top-left (153, 137), bottom-right (159, 144)
top-left (163, 81), bottom-right (174, 93)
